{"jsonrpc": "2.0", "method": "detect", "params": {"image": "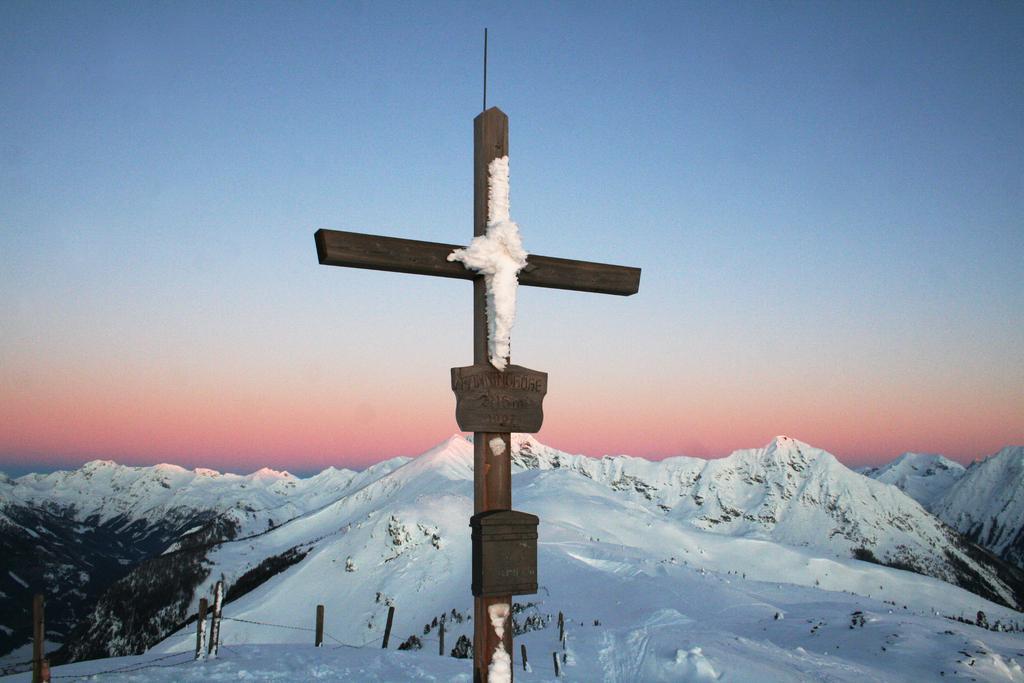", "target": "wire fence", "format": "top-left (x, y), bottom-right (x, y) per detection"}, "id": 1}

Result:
top-left (21, 599), bottom-right (561, 680)
top-left (20, 608), bottom-right (394, 681)
top-left (219, 615), bottom-right (382, 649)
top-left (6, 615), bottom-right (458, 678)
top-left (50, 651), bottom-right (194, 680)
top-left (0, 658), bottom-right (35, 677)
